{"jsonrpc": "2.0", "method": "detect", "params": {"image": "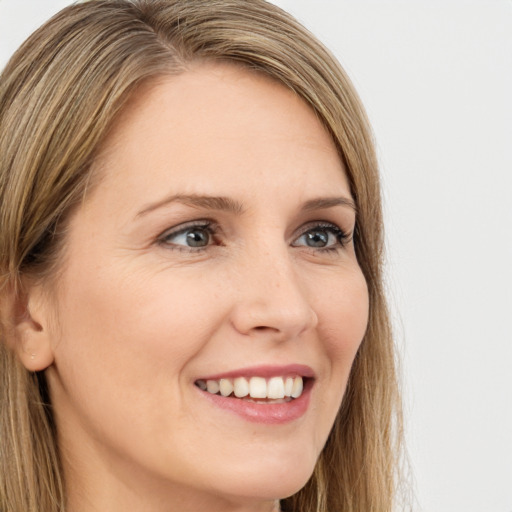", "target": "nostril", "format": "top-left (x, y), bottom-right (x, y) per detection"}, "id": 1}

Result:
top-left (252, 325), bottom-right (281, 333)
